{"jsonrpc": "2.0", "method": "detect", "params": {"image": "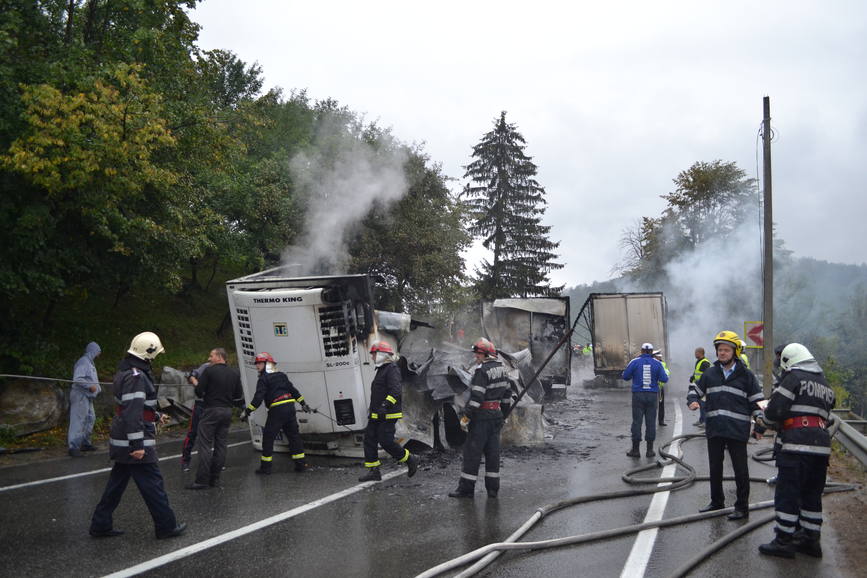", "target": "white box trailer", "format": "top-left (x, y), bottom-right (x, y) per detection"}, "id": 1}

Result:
top-left (226, 269), bottom-right (384, 456)
top-left (577, 292), bottom-right (669, 385)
